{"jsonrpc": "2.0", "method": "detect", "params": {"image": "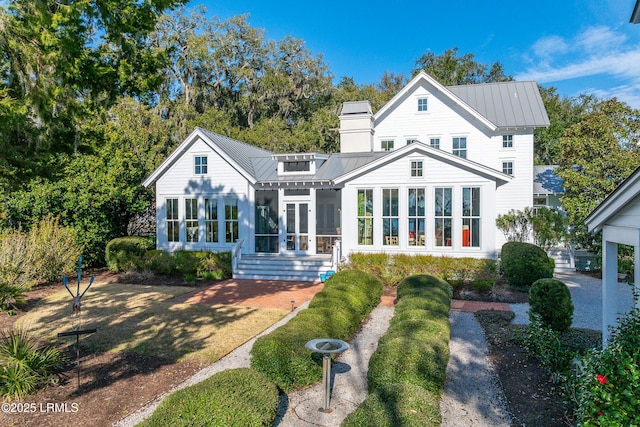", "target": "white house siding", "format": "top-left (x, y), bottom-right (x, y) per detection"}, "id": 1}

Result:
top-left (603, 197), bottom-right (640, 229)
top-left (340, 152), bottom-right (498, 258)
top-left (154, 136), bottom-right (252, 253)
top-left (372, 81), bottom-right (533, 252)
